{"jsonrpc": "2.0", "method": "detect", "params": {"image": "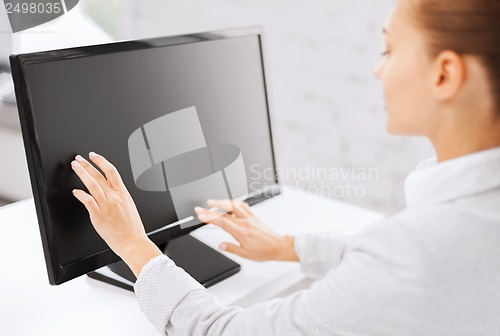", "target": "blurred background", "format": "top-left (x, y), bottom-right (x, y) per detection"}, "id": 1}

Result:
top-left (0, 0), bottom-right (434, 214)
